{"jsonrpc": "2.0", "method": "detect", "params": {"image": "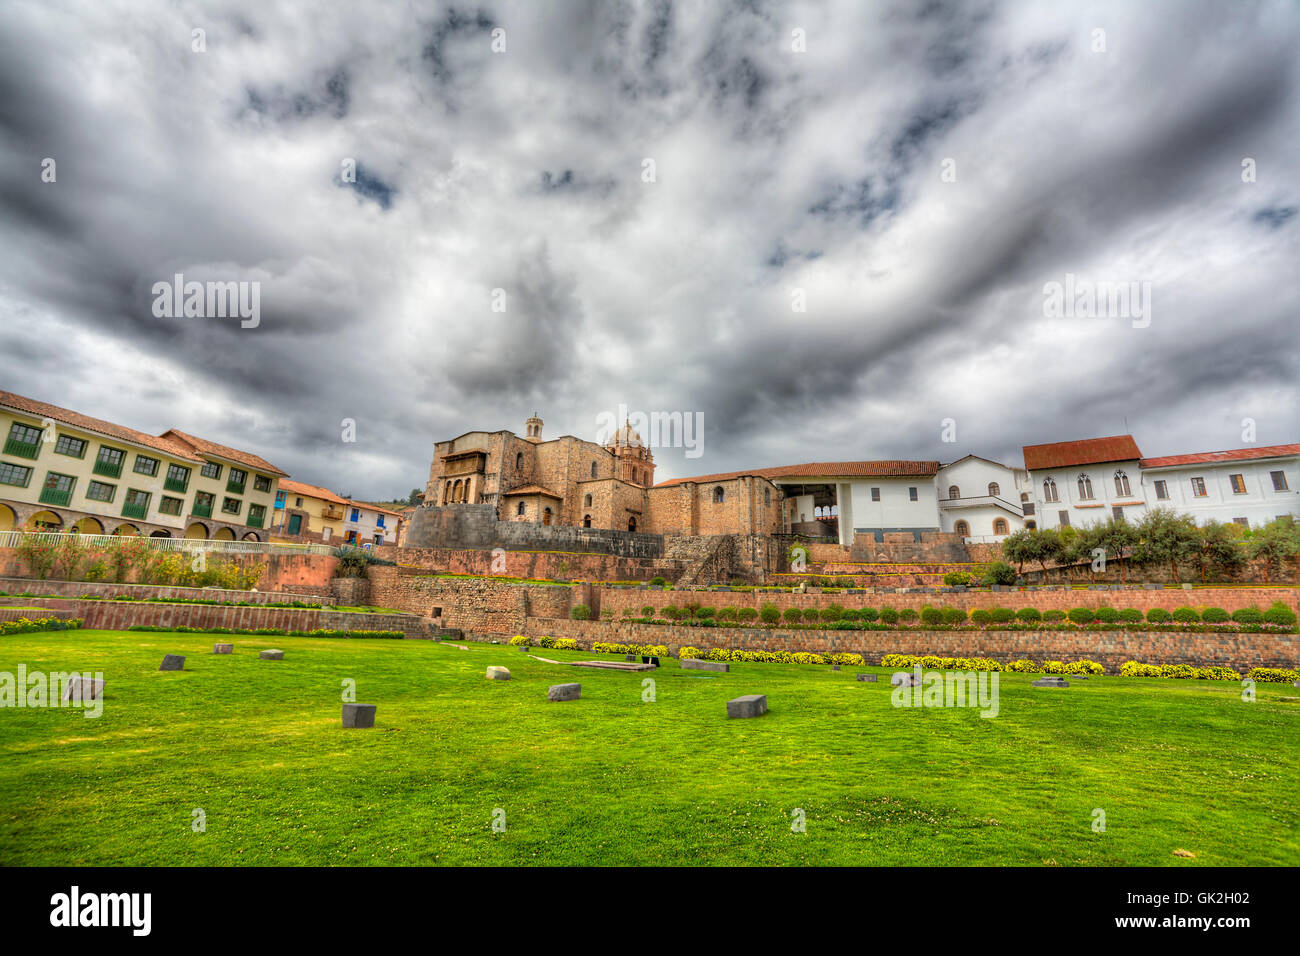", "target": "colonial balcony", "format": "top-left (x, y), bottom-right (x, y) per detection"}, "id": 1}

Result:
top-left (322, 504), bottom-right (345, 520)
top-left (192, 500), bottom-right (213, 518)
top-left (93, 459), bottom-right (123, 479)
top-left (164, 474), bottom-right (190, 493)
top-left (121, 501), bottom-right (149, 520)
top-left (3, 436), bottom-right (40, 459)
top-left (38, 486), bottom-right (72, 507)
